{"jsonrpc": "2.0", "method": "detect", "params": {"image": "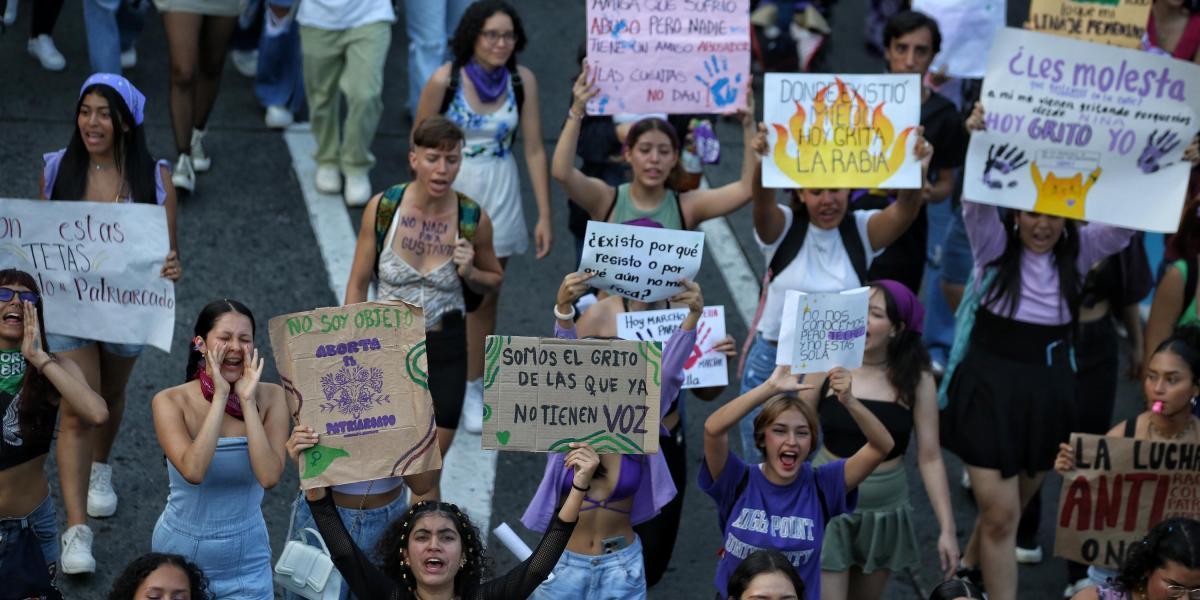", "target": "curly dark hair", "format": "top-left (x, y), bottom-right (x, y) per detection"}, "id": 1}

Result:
top-left (1115, 518), bottom-right (1200, 593)
top-left (449, 0), bottom-right (527, 70)
top-left (377, 500), bottom-right (492, 595)
top-left (107, 552), bottom-right (211, 600)
top-left (872, 282), bottom-right (932, 409)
